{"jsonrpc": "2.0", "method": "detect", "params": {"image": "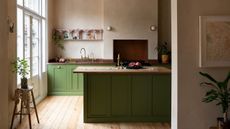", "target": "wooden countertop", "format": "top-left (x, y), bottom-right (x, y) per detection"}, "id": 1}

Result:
top-left (73, 66), bottom-right (171, 74)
